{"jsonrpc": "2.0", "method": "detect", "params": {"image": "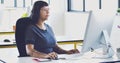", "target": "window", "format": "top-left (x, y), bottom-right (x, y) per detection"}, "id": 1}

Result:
top-left (99, 0), bottom-right (102, 9)
top-left (68, 0), bottom-right (85, 12)
top-left (4, 0), bottom-right (14, 7)
top-left (68, 0), bottom-right (102, 12)
top-left (0, 0), bottom-right (50, 7)
top-left (17, 0), bottom-right (23, 7)
top-left (86, 0), bottom-right (99, 11)
top-left (118, 0), bottom-right (120, 8)
top-left (0, 0), bottom-right (4, 4)
top-left (71, 0), bottom-right (83, 11)
top-left (0, 0), bottom-right (51, 32)
top-left (25, 0), bottom-right (31, 7)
